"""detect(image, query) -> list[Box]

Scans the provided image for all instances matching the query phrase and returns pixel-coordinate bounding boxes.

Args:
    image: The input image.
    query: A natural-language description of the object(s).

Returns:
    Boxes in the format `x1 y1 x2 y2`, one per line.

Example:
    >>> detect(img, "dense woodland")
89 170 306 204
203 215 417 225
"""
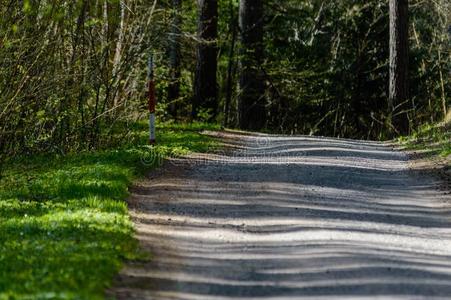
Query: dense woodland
0 2 450 297
0 0 449 159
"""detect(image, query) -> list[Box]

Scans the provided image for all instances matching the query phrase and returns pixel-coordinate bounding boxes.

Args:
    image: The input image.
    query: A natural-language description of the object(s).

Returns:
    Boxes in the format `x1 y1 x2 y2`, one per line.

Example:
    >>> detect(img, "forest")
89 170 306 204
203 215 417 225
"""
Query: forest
0 0 450 299
0 0 449 160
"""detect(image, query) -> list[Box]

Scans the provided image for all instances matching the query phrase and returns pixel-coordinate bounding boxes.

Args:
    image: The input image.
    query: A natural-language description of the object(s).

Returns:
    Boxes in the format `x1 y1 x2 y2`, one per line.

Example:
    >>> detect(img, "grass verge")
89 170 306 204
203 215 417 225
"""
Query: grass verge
0 122 220 300
398 123 451 158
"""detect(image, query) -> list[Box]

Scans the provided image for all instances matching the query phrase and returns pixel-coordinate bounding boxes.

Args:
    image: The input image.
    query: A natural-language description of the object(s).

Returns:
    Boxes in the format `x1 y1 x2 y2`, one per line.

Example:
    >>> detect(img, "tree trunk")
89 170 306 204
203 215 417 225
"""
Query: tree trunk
389 0 410 135
437 49 447 119
193 0 218 120
112 0 126 109
238 0 266 130
223 2 238 128
168 0 182 118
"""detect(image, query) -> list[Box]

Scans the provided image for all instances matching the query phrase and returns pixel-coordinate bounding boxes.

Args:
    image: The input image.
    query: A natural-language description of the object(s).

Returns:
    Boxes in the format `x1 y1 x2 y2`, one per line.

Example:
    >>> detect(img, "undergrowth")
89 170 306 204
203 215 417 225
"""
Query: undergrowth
398 123 451 158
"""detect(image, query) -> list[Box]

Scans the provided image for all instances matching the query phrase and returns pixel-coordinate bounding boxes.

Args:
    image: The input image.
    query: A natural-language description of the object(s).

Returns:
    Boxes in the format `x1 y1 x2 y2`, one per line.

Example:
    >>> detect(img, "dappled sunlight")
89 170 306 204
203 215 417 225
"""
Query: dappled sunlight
112 133 451 299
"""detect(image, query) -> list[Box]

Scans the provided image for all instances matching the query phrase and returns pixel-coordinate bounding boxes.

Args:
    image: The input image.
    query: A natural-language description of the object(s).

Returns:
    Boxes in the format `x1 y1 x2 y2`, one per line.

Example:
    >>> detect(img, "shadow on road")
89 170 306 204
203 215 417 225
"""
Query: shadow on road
111 133 451 300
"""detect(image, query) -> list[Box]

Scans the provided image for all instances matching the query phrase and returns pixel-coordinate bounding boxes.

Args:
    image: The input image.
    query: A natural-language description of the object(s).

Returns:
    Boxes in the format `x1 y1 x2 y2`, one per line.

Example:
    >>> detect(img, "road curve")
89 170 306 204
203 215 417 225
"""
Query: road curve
111 132 451 300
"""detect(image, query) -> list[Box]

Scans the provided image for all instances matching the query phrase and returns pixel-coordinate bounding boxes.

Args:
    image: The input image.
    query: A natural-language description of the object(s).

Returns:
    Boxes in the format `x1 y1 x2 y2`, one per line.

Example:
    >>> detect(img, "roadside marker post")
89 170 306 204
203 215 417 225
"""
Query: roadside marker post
148 54 156 145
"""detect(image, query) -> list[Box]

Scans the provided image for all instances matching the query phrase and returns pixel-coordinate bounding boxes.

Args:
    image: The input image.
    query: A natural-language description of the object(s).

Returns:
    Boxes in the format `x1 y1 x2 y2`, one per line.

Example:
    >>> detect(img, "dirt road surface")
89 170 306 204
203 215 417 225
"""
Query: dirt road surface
111 132 451 300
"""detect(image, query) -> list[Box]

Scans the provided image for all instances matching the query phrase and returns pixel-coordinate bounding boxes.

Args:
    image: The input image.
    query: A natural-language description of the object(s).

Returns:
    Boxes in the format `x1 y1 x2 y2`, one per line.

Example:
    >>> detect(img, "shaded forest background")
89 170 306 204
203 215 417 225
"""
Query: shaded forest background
0 0 449 159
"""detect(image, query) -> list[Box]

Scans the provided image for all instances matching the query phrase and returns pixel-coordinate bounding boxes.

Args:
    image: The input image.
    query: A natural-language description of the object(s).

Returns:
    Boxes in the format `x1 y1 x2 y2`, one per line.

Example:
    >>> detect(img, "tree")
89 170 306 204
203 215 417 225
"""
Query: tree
389 0 410 135
223 0 239 128
168 0 182 118
238 0 266 130
193 0 218 120
0 0 159 155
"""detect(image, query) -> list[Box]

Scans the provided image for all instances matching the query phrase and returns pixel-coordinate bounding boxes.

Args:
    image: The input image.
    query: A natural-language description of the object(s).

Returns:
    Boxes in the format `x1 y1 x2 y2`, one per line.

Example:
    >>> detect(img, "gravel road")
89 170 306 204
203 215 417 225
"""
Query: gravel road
111 132 451 300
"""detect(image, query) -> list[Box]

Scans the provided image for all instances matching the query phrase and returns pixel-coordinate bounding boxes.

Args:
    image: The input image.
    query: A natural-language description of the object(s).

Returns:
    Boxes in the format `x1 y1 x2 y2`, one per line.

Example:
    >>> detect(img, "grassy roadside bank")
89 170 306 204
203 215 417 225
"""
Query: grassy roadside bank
398 123 451 158
0 122 219 300
398 122 450 182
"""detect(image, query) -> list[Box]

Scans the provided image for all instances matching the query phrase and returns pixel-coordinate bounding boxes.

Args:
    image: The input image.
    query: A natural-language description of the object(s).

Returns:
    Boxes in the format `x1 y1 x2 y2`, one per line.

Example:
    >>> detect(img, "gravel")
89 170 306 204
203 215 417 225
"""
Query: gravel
111 132 451 300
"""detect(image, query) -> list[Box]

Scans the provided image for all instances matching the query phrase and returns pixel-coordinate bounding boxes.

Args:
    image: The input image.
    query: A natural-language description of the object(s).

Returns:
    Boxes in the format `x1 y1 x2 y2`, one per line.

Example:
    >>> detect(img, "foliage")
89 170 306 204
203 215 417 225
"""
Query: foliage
157 0 450 138
262 0 449 139
0 0 166 157
0 0 448 297
1 0 448 161
0 122 219 300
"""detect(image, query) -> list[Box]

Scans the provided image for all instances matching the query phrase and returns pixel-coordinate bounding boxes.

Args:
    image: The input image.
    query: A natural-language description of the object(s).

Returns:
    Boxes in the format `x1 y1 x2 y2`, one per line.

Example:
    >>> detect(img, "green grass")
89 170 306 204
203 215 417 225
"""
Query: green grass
398 123 451 158
0 122 220 300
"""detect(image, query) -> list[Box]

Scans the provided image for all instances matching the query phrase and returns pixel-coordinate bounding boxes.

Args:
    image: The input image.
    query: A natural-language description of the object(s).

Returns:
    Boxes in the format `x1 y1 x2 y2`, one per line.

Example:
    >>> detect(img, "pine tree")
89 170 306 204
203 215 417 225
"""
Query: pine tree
389 0 410 135
193 0 218 120
238 0 266 130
